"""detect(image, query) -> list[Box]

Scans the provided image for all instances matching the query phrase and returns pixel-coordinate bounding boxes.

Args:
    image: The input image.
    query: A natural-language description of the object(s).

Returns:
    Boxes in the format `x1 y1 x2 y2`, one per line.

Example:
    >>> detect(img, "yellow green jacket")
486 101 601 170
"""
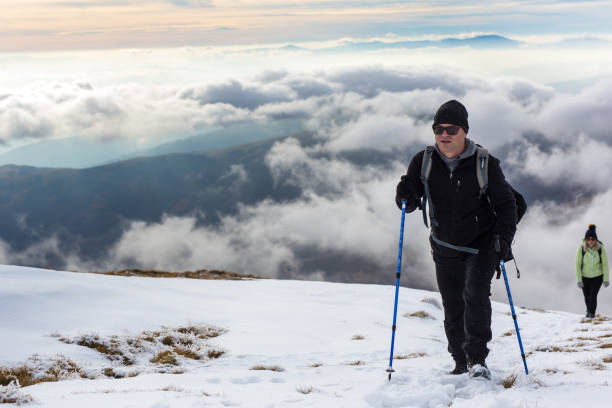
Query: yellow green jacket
575 240 609 282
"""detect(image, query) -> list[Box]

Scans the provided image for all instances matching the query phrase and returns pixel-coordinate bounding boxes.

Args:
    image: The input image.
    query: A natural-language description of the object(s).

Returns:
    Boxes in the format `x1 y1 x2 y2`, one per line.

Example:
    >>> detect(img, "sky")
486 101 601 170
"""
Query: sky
2 1 612 315
3 0 612 52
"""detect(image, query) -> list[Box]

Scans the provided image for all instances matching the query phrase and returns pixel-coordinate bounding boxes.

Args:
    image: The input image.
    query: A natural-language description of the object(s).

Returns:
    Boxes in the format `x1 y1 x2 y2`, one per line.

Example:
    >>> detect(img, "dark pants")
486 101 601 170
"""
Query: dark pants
435 249 496 364
582 276 603 315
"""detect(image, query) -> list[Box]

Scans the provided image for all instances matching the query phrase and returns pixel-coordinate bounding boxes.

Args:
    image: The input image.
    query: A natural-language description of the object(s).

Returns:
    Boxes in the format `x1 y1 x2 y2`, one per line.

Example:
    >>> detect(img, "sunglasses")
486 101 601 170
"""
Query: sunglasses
433 125 460 136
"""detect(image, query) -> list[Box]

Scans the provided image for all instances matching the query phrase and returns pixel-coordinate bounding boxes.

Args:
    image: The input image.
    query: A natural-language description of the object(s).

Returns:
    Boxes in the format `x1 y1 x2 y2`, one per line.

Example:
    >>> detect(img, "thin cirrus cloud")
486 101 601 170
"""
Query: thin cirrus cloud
3 1 612 51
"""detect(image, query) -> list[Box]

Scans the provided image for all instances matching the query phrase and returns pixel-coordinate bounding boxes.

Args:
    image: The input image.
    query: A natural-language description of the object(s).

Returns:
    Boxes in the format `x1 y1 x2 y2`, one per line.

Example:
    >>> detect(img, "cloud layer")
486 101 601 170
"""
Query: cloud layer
3 64 612 315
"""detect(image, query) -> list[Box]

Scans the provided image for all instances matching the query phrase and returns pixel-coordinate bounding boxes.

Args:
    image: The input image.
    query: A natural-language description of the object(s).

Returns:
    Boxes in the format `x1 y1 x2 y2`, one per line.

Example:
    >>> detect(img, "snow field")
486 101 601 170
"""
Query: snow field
1 265 612 407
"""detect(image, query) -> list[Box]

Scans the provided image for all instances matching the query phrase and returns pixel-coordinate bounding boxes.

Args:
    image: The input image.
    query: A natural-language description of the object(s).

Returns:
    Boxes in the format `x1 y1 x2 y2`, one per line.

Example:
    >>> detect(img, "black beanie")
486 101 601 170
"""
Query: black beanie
585 224 598 240
433 100 469 133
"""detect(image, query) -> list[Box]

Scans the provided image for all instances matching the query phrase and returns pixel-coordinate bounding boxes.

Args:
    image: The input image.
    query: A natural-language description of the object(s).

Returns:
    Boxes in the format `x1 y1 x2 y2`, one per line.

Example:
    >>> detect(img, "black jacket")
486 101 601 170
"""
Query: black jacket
396 148 517 262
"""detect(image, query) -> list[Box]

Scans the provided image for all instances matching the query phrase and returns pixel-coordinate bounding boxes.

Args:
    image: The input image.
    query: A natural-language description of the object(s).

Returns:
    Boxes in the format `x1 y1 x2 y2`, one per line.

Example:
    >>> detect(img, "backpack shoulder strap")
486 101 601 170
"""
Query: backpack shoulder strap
421 146 435 181
420 146 437 228
476 146 489 196
476 146 498 218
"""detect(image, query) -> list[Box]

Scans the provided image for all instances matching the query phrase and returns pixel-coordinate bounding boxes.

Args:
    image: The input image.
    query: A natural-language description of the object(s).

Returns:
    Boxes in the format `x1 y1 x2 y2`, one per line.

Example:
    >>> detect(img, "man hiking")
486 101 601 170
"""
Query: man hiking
395 100 518 379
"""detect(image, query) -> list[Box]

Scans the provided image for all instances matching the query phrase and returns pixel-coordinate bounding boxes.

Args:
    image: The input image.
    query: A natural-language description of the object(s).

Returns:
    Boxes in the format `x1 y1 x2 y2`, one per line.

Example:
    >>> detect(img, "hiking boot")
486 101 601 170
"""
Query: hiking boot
468 360 491 380
449 361 468 375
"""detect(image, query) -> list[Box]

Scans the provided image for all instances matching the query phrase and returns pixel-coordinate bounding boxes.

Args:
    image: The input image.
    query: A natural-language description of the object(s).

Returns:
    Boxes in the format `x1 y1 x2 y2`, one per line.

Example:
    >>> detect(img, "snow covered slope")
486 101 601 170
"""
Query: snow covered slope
1 265 611 407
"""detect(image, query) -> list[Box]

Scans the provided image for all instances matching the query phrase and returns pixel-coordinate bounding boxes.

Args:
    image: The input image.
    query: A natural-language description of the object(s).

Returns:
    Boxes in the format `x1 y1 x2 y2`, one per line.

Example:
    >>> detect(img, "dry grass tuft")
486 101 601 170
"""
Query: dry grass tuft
160 385 185 392
3 324 227 391
404 311 434 319
0 381 34 404
524 307 547 313
1 356 86 392
501 373 518 388
535 345 579 353
150 351 178 366
579 359 606 370
346 360 365 366
603 356 612 363
45 357 86 380
103 368 124 378
0 367 36 388
296 385 313 394
176 326 226 339
309 363 323 368
502 331 514 337
207 349 224 359
88 268 261 280
173 346 201 360
351 334 365 340
63 324 226 370
249 365 285 372
161 336 175 346
598 333 612 339
543 368 570 374
582 315 610 324
77 336 123 357
394 352 427 360
599 343 612 349
420 297 442 309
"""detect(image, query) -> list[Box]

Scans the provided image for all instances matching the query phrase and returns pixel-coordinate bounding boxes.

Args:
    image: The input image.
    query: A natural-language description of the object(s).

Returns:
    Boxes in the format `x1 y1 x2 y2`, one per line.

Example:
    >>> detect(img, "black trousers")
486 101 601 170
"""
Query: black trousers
435 248 496 364
582 276 603 315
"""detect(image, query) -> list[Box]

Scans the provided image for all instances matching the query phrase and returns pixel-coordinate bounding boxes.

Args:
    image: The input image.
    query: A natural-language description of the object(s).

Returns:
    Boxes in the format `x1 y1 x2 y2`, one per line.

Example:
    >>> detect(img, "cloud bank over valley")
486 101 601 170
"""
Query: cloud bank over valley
3 51 612 314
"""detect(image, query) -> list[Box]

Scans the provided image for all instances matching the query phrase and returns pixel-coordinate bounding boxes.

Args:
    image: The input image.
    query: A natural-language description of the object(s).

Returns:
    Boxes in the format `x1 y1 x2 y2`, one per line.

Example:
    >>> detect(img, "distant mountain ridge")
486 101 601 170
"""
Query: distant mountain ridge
321 34 522 53
0 132 310 267
0 121 305 169
0 129 583 284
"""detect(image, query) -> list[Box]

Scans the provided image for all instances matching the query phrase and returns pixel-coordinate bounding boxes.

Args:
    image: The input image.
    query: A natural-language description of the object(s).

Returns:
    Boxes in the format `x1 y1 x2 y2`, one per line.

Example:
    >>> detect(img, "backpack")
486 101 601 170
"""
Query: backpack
420 145 527 255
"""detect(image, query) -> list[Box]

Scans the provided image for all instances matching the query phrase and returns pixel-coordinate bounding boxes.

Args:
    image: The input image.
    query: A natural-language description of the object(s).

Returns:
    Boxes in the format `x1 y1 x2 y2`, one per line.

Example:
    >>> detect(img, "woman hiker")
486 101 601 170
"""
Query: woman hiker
576 224 609 318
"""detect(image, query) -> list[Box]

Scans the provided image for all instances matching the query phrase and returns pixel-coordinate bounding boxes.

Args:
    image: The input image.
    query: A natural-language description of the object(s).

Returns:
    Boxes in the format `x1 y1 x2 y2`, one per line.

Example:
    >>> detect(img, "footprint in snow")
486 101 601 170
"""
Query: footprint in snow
229 376 261 385
365 369 500 408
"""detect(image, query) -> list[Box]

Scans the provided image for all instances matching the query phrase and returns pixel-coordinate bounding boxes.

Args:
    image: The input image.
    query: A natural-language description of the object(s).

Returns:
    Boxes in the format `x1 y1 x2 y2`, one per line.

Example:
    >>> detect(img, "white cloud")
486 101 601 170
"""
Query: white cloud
536 79 612 142
5 62 612 316
100 149 434 285
509 135 612 192
325 114 427 153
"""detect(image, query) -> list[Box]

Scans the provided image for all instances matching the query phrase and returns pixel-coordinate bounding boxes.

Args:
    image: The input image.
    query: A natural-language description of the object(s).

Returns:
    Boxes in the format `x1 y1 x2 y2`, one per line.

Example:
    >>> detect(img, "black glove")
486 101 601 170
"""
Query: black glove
395 175 420 212
493 234 513 262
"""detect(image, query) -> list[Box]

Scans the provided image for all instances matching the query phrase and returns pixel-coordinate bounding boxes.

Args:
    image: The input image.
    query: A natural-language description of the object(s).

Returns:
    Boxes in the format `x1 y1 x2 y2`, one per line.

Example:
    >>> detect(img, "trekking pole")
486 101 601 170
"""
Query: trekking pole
499 259 529 375
386 200 407 381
